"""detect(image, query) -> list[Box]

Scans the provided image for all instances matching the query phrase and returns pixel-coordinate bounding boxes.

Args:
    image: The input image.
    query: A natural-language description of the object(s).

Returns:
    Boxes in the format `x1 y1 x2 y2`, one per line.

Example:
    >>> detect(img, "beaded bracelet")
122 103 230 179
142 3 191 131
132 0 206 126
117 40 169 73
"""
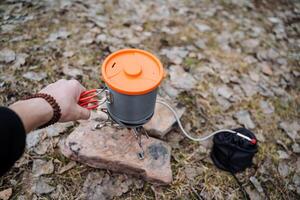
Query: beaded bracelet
23 93 61 129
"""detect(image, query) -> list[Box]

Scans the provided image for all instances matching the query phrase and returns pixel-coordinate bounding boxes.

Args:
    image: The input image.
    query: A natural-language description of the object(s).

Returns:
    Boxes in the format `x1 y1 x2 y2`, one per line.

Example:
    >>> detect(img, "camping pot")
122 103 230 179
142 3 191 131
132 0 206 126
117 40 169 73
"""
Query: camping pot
101 49 164 127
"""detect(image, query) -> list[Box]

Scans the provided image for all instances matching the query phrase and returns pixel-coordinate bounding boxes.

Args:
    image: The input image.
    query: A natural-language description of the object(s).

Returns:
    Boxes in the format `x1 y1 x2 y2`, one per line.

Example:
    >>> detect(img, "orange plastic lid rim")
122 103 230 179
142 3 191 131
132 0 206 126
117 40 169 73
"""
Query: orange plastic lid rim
101 49 164 95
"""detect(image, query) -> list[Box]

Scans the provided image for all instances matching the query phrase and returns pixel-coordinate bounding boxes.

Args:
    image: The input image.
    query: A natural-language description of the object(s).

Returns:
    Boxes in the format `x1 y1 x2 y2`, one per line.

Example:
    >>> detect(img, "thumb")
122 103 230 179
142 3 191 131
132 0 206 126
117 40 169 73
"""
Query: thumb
75 105 91 120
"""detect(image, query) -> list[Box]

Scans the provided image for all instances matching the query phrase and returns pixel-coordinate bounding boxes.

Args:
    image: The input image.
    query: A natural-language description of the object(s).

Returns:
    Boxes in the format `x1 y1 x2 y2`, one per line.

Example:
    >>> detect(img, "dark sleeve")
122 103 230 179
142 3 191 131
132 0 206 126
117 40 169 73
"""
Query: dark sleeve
0 107 26 177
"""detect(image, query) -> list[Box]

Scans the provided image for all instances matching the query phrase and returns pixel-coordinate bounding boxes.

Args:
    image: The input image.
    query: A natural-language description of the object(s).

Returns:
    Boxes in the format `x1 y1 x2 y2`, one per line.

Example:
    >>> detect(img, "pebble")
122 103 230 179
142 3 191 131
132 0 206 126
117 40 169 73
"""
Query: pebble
278 162 289 177
195 23 212 32
250 176 264 193
32 159 54 177
23 72 47 81
0 188 12 200
46 29 71 42
259 100 274 114
0 49 16 63
235 110 256 129
13 53 28 68
279 121 300 141
63 66 83 78
217 85 233 99
31 178 55 195
161 47 189 65
292 143 300 153
169 65 197 90
261 63 273 76
277 150 290 159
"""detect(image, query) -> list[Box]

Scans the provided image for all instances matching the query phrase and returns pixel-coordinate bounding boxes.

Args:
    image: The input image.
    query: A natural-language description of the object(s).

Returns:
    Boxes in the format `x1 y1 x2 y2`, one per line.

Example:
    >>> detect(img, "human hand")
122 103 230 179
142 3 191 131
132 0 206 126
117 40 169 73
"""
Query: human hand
40 79 90 122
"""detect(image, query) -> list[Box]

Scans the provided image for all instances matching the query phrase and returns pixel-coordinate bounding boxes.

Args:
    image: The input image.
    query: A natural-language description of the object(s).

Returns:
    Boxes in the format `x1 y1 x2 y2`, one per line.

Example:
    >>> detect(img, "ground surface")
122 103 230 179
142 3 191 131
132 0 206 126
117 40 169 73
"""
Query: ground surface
0 0 300 199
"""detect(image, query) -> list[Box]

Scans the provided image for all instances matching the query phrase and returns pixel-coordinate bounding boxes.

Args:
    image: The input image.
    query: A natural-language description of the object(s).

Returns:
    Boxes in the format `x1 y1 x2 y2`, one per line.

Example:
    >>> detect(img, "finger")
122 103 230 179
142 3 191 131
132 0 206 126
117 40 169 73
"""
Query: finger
75 105 91 120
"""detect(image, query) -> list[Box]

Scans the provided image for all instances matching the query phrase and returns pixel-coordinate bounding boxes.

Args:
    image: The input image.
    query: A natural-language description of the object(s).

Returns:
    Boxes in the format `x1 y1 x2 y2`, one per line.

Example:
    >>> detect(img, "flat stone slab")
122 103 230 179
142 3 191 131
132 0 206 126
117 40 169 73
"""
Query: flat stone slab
60 120 172 185
144 102 185 138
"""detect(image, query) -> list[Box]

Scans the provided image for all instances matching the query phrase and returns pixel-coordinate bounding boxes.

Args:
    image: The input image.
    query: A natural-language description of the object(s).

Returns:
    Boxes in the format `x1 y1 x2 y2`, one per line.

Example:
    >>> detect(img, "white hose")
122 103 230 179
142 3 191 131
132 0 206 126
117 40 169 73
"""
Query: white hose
156 99 237 142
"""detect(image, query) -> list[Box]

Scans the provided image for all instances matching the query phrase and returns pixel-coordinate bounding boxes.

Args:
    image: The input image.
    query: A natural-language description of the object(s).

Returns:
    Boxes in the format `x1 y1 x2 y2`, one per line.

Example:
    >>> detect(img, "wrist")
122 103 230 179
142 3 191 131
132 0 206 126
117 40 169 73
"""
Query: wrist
10 98 53 132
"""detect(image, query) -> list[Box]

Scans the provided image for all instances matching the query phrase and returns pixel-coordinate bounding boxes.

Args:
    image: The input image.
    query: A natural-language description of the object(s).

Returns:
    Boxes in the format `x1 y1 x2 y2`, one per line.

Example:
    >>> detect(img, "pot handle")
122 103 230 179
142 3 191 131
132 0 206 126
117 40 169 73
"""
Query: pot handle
78 88 106 110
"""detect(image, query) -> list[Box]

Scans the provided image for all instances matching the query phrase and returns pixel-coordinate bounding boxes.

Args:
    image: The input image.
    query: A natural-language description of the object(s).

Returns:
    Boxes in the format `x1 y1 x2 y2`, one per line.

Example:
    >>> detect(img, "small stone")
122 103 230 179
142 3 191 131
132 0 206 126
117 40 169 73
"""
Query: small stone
278 162 289 177
250 176 264 193
63 51 74 58
277 150 290 159
249 71 260 82
195 23 211 32
61 121 172 184
46 29 70 42
23 72 47 81
217 85 233 99
26 130 44 149
160 47 189 65
169 65 197 90
31 178 55 195
0 49 16 63
82 172 133 200
63 66 83 78
241 39 260 51
34 139 51 155
13 53 28 68
245 186 263 200
279 121 300 141
261 64 273 76
292 143 300 153
235 110 256 129
293 174 300 186
195 39 207 49
0 188 12 200
259 100 274 114
96 34 107 43
32 159 54 177
144 102 185 138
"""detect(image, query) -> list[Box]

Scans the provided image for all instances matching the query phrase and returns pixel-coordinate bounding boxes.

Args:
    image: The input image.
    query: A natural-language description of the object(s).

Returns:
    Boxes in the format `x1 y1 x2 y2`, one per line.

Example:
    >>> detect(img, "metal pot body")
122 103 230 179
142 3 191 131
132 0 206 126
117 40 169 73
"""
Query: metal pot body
106 86 158 127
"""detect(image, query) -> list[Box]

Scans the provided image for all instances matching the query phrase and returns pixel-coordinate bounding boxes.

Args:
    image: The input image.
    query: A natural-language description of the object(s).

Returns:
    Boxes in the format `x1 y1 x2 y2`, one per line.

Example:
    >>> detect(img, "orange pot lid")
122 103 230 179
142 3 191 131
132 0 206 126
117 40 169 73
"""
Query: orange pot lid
101 49 164 95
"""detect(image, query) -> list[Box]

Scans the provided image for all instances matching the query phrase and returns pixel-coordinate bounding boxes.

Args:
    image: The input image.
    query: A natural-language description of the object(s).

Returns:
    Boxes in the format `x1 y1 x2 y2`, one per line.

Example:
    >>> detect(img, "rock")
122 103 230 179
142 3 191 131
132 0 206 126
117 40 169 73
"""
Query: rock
195 39 207 49
169 65 197 90
23 72 47 81
82 172 133 200
239 76 258 97
63 51 74 58
217 85 233 99
259 100 274 114
31 178 55 195
58 161 76 174
26 130 44 149
0 49 16 63
34 139 51 155
184 166 203 181
260 63 273 76
279 121 300 141
32 159 54 177
0 188 12 200
293 173 300 184
278 162 289 177
234 110 256 129
144 102 185 138
277 150 289 159
195 23 211 32
13 53 28 68
160 47 188 65
46 29 71 42
292 143 300 153
249 71 260 82
245 186 263 200
61 122 172 184
215 95 231 111
241 39 260 52
63 66 83 78
250 176 264 194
